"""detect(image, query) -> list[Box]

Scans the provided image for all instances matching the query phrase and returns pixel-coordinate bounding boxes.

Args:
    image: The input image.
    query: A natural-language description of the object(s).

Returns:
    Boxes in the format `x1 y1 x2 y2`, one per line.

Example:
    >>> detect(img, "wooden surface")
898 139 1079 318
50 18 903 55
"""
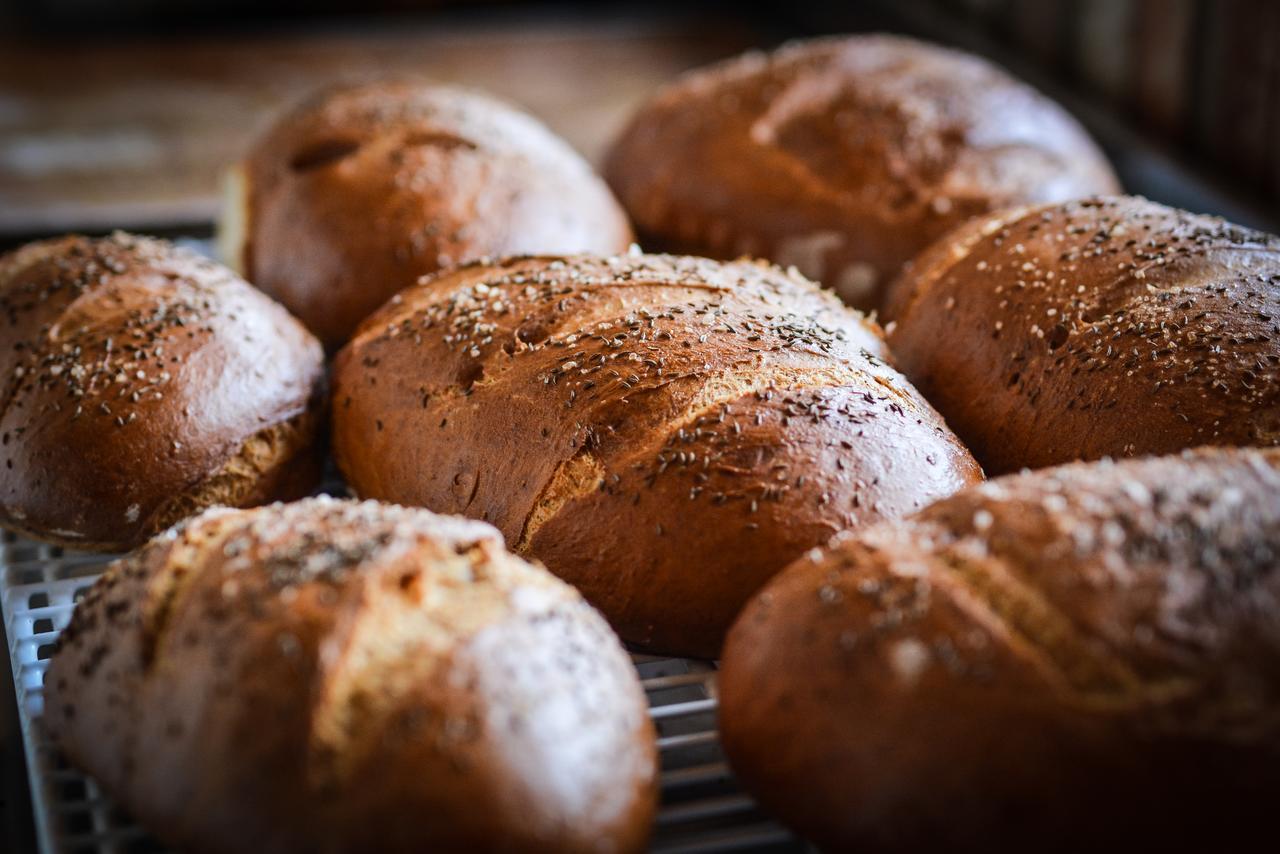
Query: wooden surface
0 14 754 236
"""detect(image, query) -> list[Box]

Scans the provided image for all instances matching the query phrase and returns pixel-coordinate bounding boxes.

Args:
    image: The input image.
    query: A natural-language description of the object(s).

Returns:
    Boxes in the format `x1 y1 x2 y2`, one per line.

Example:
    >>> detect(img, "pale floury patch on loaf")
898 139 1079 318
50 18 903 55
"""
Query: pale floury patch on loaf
46 497 657 854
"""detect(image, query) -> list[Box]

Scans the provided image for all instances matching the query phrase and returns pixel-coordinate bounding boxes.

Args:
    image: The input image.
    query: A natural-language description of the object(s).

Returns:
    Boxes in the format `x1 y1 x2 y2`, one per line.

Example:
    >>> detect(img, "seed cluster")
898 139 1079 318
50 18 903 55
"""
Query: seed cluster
1001 201 1274 416
0 234 237 439
370 254 868 423
794 447 1280 714
55 498 507 678
46 494 652 829
345 252 974 552
894 196 1280 462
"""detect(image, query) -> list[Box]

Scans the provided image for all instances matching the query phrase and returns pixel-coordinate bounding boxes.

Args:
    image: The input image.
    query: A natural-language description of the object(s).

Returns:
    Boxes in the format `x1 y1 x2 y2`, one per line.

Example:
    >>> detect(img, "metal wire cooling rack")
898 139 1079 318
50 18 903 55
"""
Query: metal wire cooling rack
1 527 804 854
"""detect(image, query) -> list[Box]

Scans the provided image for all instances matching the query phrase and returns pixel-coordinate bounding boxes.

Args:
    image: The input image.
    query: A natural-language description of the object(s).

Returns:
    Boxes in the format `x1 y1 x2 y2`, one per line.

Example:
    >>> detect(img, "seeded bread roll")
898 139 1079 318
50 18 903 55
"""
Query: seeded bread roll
605 34 1119 312
885 196 1280 474
720 447 1280 852
46 497 656 854
223 80 633 348
0 233 324 551
332 252 982 657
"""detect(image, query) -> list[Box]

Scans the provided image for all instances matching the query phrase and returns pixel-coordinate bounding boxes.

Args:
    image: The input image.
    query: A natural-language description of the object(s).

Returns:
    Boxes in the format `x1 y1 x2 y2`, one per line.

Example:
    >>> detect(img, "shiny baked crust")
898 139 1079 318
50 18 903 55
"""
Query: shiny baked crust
0 233 325 550
332 251 982 657
720 446 1280 852
605 34 1119 311
46 497 657 854
885 195 1280 473
229 79 633 347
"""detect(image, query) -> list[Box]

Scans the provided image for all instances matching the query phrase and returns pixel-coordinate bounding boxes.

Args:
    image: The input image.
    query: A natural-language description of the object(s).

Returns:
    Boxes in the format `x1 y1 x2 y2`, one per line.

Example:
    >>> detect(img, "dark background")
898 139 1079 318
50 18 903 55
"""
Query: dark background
1 1 1278 851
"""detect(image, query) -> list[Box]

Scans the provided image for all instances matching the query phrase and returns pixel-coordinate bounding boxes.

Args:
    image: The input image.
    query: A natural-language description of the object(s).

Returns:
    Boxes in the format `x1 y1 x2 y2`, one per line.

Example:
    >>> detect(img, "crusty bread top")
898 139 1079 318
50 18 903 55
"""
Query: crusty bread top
606 34 1118 309
718 446 1280 851
749 447 1280 720
884 196 1280 472
46 497 655 853
337 251 976 543
247 79 629 265
333 251 981 655
0 233 324 550
50 497 520 670
236 79 633 346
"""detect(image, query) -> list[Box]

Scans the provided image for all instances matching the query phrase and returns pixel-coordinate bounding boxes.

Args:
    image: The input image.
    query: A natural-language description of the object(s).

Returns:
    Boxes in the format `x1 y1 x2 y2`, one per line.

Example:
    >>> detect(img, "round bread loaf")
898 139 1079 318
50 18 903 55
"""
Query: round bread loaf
223 79 633 347
885 196 1280 474
719 447 1280 852
45 497 657 854
332 252 982 657
0 233 324 551
605 34 1119 312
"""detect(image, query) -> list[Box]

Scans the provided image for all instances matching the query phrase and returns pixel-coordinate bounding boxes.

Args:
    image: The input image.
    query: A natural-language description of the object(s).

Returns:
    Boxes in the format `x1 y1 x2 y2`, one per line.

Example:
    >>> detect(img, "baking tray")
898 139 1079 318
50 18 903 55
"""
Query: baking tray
1 500 803 854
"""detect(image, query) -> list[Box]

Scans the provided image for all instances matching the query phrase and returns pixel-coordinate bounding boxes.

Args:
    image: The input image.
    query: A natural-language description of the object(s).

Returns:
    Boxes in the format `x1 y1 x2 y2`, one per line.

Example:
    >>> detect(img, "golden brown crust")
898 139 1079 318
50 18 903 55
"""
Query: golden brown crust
234 79 633 347
145 407 323 539
885 196 1280 474
332 252 982 657
605 34 1118 312
46 497 656 854
0 233 325 551
720 447 1280 852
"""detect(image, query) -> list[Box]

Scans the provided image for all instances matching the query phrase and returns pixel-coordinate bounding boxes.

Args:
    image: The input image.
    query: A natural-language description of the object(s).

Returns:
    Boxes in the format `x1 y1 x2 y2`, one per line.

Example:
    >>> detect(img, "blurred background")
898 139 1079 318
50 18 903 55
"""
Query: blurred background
0 0 1278 245
0 0 1278 849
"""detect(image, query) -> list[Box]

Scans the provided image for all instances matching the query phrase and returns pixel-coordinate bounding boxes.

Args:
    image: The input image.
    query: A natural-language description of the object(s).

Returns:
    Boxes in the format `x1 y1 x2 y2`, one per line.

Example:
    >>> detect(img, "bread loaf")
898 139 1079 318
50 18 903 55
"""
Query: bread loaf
46 497 656 854
223 80 633 347
719 447 1280 852
885 196 1280 474
605 34 1119 312
0 233 324 551
332 252 982 657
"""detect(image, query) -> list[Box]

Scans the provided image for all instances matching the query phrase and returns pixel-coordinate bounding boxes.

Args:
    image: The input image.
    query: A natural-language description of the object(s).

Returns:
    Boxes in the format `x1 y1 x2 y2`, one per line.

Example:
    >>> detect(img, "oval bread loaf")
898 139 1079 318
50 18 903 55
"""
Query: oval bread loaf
605 34 1118 312
224 80 633 347
885 196 1280 473
45 497 657 854
332 252 982 657
0 233 324 551
720 447 1280 852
